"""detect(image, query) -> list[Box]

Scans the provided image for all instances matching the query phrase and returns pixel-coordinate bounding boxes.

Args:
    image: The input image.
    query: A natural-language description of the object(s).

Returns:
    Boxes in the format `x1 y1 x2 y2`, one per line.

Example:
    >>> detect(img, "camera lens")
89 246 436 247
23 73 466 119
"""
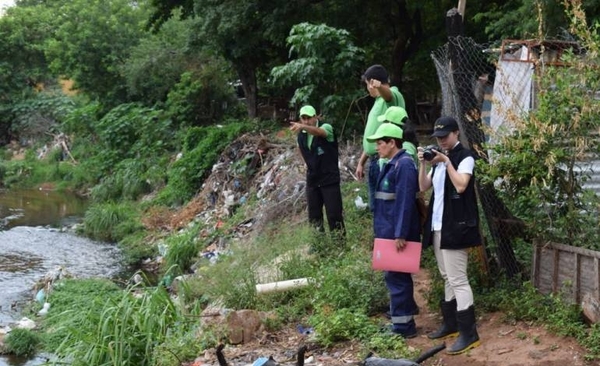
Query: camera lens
423 150 434 161
422 145 439 161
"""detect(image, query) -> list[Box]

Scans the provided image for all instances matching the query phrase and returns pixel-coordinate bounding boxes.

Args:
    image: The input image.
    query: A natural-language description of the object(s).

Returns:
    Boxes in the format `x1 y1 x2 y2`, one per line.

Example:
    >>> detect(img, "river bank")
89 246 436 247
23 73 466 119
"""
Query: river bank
0 188 123 365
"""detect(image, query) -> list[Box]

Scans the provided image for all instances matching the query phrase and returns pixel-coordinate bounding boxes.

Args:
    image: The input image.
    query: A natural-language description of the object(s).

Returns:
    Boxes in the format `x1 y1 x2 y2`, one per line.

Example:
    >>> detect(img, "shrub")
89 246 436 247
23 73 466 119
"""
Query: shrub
82 201 142 242
165 64 241 128
4 328 41 357
95 103 173 160
156 121 254 206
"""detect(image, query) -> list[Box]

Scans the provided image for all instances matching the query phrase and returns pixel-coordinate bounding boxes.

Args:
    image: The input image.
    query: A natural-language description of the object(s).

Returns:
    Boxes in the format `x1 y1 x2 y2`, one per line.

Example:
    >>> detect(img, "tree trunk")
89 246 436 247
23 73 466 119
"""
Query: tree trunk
236 61 258 118
390 2 423 88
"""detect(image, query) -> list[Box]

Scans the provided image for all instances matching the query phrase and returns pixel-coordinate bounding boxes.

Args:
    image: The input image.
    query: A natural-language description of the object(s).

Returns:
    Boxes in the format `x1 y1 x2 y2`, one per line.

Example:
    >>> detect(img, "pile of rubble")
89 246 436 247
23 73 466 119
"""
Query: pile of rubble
166 130 361 245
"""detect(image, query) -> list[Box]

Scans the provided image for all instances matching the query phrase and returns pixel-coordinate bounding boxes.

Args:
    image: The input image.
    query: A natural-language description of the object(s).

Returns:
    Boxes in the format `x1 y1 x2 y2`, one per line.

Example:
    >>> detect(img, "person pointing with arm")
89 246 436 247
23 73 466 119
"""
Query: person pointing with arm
290 105 345 241
355 65 405 211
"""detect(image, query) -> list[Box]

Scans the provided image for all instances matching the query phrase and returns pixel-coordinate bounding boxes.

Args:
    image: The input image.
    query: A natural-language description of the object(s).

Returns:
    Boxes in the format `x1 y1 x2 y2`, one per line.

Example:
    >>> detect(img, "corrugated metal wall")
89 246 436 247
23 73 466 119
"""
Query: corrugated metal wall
577 160 600 196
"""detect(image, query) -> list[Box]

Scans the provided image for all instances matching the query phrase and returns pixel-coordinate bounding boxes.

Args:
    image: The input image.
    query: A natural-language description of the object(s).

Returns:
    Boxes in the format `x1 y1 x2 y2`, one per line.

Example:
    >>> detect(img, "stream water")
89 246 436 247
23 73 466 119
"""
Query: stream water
0 188 123 365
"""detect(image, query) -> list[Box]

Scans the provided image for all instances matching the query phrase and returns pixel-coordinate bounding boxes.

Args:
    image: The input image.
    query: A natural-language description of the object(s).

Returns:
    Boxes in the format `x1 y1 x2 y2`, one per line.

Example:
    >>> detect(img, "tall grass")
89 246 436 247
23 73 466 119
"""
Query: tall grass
164 228 201 276
83 201 142 242
50 282 187 366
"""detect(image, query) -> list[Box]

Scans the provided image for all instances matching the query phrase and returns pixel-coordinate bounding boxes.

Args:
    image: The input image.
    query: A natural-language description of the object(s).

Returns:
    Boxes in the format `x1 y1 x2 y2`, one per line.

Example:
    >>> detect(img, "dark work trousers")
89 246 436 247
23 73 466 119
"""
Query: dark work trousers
306 183 345 236
385 270 417 336
368 155 380 212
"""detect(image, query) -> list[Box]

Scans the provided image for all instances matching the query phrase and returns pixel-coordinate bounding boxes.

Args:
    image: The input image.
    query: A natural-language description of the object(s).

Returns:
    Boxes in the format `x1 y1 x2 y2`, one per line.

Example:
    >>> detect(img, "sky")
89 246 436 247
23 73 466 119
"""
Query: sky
0 0 14 13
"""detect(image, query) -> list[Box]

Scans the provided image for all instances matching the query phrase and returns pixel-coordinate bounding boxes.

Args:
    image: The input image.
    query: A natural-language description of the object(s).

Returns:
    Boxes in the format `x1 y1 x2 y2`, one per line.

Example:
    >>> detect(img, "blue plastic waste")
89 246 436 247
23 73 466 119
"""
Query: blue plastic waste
296 324 314 335
35 289 45 304
252 357 270 366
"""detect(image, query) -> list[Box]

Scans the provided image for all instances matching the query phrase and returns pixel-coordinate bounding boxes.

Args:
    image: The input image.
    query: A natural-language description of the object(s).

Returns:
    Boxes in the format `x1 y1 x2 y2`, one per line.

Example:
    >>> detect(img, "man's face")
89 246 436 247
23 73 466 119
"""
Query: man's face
375 139 395 159
301 115 316 126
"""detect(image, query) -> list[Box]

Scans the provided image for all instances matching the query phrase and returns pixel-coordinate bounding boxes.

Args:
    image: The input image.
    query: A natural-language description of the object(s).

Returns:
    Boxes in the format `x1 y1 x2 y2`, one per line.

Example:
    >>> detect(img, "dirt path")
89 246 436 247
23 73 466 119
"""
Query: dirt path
410 270 591 366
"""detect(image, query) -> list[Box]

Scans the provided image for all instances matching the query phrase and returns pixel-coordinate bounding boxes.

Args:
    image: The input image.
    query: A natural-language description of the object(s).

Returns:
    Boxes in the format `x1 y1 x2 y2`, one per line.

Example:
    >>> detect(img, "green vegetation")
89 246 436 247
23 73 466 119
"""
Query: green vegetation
0 0 599 364
479 1 600 249
41 278 194 366
4 329 41 357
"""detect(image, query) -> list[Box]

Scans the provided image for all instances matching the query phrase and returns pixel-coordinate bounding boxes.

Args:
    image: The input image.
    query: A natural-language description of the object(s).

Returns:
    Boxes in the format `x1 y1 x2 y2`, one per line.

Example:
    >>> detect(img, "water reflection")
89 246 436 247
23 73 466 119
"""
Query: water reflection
0 189 121 366
0 188 88 230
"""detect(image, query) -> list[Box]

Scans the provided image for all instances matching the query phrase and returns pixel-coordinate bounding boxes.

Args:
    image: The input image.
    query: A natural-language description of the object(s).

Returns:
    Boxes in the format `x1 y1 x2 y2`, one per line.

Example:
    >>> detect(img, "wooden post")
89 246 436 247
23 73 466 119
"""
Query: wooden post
457 0 467 18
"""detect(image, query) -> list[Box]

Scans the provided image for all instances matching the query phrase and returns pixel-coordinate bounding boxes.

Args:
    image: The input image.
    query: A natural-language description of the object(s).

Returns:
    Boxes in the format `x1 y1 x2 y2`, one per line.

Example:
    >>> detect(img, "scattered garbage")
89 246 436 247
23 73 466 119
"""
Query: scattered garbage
296 324 314 335
355 195 368 210
252 357 274 366
362 343 446 366
218 343 307 366
37 302 50 316
35 288 45 304
255 278 314 294
15 317 36 330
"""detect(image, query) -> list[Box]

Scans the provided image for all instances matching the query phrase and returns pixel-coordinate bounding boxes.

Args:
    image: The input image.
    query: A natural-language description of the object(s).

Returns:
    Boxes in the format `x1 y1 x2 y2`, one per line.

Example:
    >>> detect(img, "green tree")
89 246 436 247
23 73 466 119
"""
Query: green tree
472 0 600 40
45 0 149 105
0 4 57 143
270 23 364 122
121 16 196 105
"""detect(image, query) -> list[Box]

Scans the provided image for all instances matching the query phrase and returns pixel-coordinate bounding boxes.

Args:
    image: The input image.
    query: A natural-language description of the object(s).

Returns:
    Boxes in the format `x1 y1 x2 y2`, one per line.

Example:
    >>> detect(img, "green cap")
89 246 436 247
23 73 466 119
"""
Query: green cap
299 105 316 117
366 122 404 142
377 106 408 125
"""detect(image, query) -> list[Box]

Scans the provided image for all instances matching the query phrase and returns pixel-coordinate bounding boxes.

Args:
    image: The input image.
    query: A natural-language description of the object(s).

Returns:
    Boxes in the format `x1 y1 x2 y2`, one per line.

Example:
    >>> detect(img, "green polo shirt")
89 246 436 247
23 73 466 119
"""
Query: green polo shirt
362 86 405 156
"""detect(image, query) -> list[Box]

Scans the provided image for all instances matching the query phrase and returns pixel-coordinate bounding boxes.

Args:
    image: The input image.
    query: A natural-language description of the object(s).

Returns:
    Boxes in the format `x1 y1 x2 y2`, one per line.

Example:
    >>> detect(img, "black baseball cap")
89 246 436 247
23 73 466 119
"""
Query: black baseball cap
431 116 459 137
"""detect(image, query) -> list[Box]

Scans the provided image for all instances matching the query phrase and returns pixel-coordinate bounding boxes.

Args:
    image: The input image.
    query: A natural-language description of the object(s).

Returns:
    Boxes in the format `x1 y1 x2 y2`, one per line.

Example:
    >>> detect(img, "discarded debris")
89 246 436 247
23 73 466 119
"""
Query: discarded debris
255 278 314 294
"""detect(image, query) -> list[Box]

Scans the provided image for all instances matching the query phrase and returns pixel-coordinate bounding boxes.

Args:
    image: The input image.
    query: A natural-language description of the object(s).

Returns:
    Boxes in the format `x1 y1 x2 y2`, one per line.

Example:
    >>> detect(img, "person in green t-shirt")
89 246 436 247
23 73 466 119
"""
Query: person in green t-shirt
355 64 406 211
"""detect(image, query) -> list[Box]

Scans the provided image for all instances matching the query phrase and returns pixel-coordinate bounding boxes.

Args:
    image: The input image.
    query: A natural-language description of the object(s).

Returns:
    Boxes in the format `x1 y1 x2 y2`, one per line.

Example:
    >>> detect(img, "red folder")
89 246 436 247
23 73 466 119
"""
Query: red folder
371 238 422 273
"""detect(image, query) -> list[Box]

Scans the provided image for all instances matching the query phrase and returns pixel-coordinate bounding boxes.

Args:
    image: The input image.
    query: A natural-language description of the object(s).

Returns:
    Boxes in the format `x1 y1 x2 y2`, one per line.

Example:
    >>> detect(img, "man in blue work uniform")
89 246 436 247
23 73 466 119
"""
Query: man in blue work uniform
367 123 420 337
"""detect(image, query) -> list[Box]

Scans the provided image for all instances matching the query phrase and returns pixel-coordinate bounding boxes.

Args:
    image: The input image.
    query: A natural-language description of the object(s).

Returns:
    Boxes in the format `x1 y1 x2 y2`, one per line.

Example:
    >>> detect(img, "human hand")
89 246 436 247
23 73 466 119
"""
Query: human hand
417 147 425 162
355 163 364 180
289 121 303 133
369 79 382 89
430 150 449 166
395 238 406 252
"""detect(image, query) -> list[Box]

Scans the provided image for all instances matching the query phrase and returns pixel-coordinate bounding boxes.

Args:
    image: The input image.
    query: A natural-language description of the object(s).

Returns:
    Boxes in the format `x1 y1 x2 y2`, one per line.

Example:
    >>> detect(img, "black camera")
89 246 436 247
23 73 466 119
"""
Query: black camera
422 145 440 161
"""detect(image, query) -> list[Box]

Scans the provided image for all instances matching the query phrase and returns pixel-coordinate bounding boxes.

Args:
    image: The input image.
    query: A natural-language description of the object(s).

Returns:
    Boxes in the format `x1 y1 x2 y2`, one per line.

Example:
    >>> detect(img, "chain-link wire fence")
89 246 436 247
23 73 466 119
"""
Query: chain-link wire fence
431 36 527 279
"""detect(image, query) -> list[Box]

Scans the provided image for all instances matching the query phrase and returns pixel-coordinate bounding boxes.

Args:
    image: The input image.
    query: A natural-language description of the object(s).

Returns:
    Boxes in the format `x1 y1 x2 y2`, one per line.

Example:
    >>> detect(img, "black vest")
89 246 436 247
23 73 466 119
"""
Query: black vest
297 124 340 187
422 143 481 249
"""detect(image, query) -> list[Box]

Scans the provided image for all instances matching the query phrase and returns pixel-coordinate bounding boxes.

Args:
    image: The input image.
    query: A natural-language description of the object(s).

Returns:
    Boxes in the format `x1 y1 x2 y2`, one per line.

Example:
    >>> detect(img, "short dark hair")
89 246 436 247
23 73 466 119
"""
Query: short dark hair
362 64 389 84
380 137 404 148
401 119 419 147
